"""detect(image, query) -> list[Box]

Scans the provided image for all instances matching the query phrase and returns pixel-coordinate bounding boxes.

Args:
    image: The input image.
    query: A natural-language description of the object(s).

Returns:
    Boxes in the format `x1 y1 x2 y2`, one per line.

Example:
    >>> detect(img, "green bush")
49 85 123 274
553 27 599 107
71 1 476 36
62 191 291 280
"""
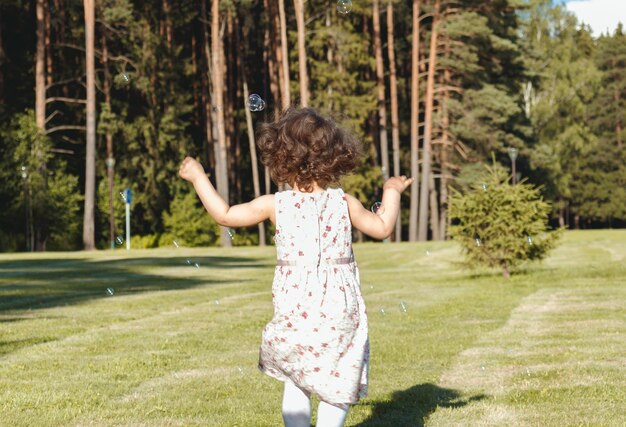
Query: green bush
9 111 83 251
129 234 160 249
0 229 20 253
162 191 220 247
449 161 562 277
230 228 259 246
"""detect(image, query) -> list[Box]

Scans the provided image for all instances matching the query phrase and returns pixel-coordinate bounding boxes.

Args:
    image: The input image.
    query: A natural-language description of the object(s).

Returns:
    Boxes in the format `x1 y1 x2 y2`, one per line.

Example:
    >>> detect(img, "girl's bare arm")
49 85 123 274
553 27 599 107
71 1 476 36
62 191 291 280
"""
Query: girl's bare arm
345 176 413 240
179 157 275 227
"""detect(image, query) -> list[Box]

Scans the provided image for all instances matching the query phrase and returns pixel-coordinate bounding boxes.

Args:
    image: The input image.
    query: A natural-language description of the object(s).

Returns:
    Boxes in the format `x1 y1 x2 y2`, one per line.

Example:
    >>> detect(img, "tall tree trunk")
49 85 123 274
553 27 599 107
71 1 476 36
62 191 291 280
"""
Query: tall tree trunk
163 0 173 49
0 9 5 106
83 0 96 250
387 1 401 241
372 0 389 182
35 0 46 130
439 113 450 240
232 13 243 203
270 0 285 113
243 78 266 246
45 0 52 86
265 0 280 116
438 40 451 241
225 11 238 203
293 0 309 106
202 75 215 171
264 0 276 195
409 0 421 242
34 0 48 251
102 30 115 250
325 10 334 110
429 174 439 240
211 0 231 247
417 0 440 241
200 0 215 171
278 0 290 110
191 31 200 127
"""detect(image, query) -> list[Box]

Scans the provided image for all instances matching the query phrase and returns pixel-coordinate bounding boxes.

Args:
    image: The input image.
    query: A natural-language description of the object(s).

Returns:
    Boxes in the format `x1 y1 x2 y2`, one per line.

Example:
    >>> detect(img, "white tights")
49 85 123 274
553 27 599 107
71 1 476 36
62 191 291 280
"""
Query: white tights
282 381 349 427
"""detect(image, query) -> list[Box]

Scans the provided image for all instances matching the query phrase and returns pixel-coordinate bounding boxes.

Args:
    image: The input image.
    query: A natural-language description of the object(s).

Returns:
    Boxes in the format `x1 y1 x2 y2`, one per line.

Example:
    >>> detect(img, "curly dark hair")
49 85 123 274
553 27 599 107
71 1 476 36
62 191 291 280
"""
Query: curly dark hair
256 107 362 192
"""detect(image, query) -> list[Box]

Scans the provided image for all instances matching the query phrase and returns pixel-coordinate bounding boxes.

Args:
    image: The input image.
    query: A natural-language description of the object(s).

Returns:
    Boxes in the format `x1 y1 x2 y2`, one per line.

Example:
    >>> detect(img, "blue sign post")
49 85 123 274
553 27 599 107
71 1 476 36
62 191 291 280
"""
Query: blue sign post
124 188 131 251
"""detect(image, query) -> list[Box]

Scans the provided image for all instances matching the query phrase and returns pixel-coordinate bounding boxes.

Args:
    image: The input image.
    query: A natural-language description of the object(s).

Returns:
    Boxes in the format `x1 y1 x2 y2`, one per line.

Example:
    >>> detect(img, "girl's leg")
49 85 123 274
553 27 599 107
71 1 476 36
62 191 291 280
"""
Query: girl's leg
282 381 311 427
315 401 349 427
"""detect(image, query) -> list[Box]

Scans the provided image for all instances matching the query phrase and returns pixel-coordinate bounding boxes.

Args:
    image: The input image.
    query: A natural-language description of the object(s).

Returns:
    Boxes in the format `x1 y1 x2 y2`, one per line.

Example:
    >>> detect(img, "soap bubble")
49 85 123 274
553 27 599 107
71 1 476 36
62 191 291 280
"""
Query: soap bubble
475 237 482 247
246 94 266 112
194 263 200 268
173 240 180 248
481 183 488 191
480 363 486 371
186 259 192 266
379 307 386 316
399 301 408 313
122 73 130 82
337 0 352 14
115 236 124 245
527 235 534 245
371 202 385 215
227 228 235 239
214 300 220 305
426 249 431 256
106 288 115 296
119 191 127 202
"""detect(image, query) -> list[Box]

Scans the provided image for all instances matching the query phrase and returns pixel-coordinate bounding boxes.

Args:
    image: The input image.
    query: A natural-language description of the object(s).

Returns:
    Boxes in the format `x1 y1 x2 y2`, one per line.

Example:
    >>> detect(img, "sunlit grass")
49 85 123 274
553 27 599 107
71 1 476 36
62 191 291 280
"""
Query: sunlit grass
1 230 624 426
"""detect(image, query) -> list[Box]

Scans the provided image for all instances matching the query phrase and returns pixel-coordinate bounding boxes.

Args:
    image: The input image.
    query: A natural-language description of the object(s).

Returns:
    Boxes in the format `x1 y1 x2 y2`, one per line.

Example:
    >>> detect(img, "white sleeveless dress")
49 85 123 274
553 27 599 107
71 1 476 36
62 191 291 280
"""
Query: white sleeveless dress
258 188 369 405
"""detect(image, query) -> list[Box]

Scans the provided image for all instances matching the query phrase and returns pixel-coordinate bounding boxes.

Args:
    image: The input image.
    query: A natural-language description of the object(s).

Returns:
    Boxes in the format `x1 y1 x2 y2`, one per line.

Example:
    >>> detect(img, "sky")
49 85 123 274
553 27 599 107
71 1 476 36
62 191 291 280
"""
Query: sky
561 0 626 36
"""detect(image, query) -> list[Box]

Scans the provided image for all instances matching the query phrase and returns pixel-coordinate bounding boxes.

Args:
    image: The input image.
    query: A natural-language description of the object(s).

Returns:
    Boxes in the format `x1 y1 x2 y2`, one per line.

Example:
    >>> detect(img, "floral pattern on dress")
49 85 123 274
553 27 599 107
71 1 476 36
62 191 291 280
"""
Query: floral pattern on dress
258 188 369 405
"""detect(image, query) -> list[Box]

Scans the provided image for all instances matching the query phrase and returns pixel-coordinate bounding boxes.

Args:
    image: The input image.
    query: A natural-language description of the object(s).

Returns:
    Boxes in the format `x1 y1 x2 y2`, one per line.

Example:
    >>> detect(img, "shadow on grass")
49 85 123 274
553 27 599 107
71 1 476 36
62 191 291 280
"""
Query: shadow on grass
0 255 271 313
354 383 486 426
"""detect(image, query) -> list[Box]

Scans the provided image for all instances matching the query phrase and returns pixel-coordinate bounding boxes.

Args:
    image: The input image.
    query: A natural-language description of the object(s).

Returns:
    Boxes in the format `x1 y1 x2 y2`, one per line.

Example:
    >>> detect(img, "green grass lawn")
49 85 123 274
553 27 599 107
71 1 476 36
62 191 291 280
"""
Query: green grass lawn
1 230 624 426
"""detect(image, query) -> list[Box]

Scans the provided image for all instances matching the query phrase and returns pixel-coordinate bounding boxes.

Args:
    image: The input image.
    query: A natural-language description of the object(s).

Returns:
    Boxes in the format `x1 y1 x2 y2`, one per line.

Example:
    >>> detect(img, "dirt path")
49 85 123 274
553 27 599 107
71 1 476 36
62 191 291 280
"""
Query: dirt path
427 285 626 426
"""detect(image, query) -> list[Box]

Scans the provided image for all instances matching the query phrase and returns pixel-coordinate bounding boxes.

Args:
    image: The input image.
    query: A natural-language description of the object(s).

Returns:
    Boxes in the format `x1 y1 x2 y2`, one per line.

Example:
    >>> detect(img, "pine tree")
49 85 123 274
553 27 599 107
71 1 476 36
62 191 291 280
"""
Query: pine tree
449 160 561 278
523 6 601 226
570 25 626 225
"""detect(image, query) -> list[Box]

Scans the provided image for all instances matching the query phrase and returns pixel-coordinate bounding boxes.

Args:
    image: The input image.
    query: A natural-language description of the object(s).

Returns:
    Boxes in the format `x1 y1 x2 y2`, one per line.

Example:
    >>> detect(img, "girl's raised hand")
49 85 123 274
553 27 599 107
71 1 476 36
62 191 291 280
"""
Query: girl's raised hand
179 157 206 183
383 175 414 194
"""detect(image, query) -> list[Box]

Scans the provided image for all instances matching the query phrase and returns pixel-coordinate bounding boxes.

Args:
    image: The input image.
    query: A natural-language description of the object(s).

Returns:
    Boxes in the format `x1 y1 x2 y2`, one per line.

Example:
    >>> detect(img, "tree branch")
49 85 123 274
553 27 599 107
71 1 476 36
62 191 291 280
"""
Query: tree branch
61 135 83 145
107 54 138 70
53 42 102 59
418 13 434 23
45 110 62 125
46 74 86 90
46 125 86 135
434 85 463 95
50 148 75 155
96 19 128 35
46 97 87 104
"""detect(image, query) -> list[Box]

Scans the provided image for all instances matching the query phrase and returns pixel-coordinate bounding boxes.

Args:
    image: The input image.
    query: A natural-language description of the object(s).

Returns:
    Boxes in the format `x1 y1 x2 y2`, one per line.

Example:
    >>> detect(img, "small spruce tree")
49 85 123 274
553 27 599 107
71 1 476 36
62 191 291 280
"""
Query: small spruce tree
449 161 561 278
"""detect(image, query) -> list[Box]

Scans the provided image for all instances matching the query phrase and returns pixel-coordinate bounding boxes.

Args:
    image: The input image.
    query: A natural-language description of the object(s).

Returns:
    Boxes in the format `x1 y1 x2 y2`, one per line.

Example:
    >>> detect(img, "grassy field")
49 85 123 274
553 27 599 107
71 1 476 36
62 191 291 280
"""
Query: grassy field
0 230 625 426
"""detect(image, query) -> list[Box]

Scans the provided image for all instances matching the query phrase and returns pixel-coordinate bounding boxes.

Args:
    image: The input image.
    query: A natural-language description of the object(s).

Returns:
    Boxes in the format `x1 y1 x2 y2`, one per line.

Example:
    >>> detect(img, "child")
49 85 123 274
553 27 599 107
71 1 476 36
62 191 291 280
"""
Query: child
179 107 413 427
